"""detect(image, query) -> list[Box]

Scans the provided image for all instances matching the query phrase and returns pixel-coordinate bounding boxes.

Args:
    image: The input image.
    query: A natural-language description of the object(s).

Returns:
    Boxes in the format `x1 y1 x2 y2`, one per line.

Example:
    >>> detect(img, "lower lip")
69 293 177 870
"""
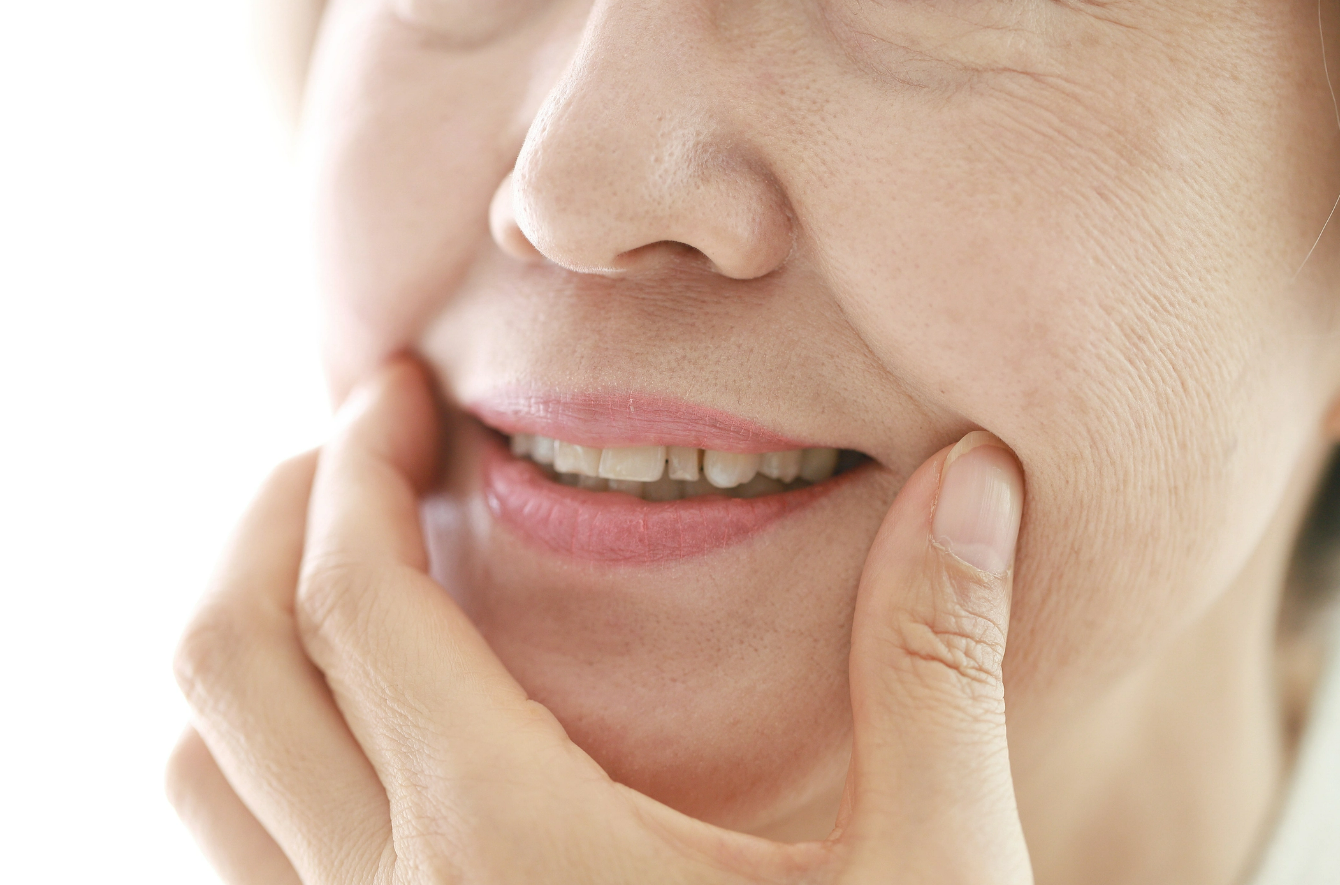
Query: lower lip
480 435 851 565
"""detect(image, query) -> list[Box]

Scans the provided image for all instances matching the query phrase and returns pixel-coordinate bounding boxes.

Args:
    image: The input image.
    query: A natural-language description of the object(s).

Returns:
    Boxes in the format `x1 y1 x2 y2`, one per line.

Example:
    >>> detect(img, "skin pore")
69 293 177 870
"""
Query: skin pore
257 1 1340 882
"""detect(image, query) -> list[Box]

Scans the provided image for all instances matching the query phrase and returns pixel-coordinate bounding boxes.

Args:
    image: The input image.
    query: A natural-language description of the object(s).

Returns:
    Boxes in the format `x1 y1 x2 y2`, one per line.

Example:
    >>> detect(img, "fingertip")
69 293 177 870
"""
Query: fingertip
380 352 434 397
941 430 1014 471
335 355 430 424
332 355 441 491
931 433 1023 577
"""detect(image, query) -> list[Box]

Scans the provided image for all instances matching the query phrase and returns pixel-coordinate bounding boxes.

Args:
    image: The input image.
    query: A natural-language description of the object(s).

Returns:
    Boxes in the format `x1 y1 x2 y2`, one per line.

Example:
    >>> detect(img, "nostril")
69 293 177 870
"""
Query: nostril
608 232 788 280
489 174 547 264
610 240 715 275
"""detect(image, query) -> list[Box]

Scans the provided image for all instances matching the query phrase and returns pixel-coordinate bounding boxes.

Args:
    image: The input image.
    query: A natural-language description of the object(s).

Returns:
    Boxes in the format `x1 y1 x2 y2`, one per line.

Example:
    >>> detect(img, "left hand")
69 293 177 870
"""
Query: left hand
167 358 1031 884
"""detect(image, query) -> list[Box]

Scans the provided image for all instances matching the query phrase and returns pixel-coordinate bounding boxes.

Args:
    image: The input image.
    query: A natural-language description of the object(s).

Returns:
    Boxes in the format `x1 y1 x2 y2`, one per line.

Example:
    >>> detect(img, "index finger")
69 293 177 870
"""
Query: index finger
295 360 574 822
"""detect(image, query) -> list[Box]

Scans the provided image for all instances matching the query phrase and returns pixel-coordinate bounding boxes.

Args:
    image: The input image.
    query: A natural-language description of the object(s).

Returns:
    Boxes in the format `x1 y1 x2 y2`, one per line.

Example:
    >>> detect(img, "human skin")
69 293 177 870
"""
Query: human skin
174 1 1340 883
169 367 1034 883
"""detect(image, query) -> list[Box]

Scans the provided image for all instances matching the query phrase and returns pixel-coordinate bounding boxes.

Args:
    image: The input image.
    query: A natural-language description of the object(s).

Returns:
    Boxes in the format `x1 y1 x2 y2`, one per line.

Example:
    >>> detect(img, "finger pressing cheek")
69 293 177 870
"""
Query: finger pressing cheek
294 358 590 872
840 431 1030 883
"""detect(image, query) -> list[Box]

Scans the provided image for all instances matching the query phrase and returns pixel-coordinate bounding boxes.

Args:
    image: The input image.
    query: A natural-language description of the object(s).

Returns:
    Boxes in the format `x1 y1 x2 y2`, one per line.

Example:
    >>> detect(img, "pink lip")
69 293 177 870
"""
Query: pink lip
480 435 851 564
466 389 805 452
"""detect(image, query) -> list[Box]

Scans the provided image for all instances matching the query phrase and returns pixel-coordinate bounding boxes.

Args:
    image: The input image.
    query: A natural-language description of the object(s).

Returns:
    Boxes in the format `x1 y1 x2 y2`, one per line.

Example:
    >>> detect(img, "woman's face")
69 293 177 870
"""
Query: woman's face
300 0 1340 837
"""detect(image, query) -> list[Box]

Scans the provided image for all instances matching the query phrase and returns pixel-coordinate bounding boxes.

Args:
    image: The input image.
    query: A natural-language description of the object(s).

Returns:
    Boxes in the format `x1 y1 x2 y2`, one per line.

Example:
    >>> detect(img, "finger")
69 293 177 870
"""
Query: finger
173 451 392 885
839 431 1031 882
166 727 302 885
295 360 584 856
296 359 547 750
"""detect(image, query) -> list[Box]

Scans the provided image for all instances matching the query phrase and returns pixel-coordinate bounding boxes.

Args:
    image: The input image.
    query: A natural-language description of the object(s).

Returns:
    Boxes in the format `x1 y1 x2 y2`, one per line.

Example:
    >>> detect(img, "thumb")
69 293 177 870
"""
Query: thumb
839 431 1031 882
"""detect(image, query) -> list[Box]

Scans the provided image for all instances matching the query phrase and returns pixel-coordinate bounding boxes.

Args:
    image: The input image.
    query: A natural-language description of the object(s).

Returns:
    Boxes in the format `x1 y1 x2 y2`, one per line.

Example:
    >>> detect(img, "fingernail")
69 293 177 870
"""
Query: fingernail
932 431 1023 575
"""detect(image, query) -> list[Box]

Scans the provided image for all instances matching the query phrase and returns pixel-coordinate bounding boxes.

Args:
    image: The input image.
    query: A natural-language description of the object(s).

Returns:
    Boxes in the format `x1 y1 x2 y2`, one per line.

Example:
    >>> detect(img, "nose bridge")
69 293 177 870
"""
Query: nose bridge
509 1 794 280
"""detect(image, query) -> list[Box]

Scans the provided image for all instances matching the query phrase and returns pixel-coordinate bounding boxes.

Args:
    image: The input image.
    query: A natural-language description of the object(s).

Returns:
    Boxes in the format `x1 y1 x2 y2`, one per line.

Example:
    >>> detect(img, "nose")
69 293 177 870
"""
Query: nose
492 3 795 280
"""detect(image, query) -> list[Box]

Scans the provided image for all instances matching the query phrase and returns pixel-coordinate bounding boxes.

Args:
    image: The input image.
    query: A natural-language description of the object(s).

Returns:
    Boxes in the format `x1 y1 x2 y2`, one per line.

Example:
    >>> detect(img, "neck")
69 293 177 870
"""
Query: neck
1019 441 1332 885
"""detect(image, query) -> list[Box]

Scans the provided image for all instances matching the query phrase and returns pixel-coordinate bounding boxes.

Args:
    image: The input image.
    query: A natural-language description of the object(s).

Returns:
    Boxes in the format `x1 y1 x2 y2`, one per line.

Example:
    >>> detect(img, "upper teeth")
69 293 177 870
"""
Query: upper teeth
510 434 842 494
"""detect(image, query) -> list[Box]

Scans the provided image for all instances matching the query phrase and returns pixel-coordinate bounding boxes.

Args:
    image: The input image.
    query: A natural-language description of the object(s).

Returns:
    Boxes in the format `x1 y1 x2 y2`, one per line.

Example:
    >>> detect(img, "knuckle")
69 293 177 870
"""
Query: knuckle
893 613 1004 691
295 556 365 641
172 604 251 712
293 557 396 667
391 824 467 885
265 449 318 495
883 567 1009 705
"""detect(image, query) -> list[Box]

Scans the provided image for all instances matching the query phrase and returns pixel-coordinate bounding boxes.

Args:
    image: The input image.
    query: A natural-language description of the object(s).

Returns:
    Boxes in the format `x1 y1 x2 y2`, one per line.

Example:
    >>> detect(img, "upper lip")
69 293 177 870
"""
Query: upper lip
466 389 813 453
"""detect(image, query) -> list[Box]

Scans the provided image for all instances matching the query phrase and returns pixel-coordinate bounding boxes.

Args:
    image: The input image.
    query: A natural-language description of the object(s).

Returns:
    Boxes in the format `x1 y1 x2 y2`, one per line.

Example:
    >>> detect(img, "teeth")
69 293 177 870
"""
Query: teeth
643 475 683 502
703 451 762 488
734 474 785 498
759 450 802 483
607 479 645 498
577 475 609 492
598 446 667 482
667 446 701 481
508 434 845 500
554 441 602 476
681 478 720 497
531 435 556 465
799 447 839 482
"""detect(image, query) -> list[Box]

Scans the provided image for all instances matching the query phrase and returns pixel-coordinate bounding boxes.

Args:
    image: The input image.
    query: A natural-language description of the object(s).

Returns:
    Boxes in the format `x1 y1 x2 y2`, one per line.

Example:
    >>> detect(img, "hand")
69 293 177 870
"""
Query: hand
167 359 1031 884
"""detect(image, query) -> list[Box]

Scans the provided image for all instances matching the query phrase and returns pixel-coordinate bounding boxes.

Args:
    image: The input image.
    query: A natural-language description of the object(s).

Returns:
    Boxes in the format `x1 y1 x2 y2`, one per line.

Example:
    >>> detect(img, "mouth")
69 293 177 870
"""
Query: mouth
468 391 871 564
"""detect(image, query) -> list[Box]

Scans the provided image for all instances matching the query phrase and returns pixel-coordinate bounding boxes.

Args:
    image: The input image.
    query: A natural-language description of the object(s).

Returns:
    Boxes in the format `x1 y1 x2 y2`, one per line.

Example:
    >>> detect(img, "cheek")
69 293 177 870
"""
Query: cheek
794 49 1330 709
300 5 526 395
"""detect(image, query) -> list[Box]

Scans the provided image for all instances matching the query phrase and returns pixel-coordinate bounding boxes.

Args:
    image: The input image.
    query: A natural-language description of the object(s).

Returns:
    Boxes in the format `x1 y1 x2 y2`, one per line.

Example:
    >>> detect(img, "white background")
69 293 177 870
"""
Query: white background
0 3 328 881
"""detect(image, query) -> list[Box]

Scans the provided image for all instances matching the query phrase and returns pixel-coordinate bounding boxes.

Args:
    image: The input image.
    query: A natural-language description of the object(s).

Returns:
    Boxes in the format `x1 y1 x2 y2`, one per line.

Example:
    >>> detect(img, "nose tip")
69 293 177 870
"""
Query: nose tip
495 63 796 282
504 143 794 280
